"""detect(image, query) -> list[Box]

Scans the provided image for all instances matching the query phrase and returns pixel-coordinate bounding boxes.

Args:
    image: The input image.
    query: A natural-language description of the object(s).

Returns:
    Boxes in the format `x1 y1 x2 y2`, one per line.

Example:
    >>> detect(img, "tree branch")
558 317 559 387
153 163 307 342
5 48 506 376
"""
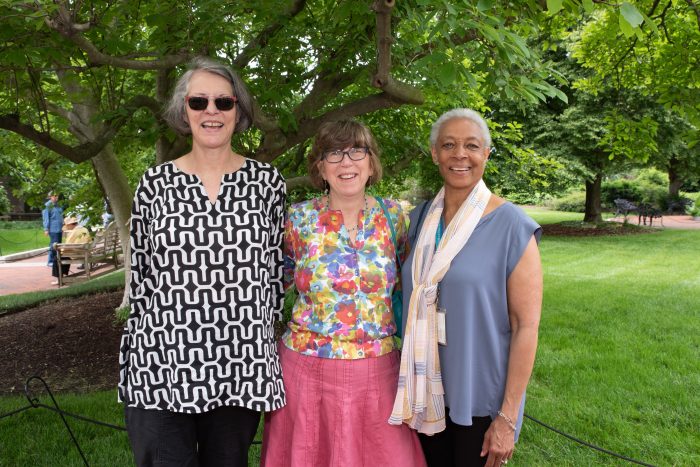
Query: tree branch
292 68 361 121
0 94 161 164
0 114 91 163
256 91 416 162
42 3 190 70
372 0 394 88
285 175 312 191
233 0 308 70
369 0 424 107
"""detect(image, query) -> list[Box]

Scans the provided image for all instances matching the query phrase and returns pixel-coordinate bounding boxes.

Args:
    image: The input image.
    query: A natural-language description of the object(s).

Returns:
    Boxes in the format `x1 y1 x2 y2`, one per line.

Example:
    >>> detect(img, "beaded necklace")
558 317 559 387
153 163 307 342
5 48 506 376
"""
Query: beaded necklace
327 193 368 234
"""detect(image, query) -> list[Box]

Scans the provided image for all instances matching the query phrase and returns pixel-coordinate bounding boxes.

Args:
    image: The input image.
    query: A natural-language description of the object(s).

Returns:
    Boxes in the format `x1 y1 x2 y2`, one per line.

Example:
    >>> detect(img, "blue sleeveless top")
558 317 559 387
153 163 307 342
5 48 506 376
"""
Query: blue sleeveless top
402 202 541 440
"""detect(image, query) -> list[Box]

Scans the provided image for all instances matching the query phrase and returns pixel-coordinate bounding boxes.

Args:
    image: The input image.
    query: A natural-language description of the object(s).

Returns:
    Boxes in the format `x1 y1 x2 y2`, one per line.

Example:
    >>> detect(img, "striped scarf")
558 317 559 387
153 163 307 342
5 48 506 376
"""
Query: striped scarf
389 180 491 434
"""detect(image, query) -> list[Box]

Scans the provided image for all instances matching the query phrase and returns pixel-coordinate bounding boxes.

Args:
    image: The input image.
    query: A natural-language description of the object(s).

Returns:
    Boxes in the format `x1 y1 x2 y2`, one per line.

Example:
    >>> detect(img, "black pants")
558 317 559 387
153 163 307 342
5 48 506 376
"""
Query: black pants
419 410 492 467
125 405 260 467
51 259 70 278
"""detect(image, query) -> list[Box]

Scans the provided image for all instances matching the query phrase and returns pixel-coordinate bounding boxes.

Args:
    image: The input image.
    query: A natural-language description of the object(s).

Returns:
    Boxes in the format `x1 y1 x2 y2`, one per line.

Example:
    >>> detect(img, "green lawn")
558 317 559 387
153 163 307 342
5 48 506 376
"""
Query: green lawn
0 228 45 256
516 229 700 465
1 211 698 465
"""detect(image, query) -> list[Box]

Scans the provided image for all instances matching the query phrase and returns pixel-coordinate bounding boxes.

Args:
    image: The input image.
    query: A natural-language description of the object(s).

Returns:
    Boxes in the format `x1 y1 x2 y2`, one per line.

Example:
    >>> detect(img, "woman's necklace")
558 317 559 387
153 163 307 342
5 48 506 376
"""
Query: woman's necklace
327 193 369 234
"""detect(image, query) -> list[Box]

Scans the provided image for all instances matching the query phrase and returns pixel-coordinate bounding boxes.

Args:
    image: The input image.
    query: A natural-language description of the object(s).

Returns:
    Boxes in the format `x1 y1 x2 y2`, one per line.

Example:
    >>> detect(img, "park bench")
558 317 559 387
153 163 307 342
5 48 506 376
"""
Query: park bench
614 198 638 221
666 197 692 214
638 203 663 227
54 221 121 287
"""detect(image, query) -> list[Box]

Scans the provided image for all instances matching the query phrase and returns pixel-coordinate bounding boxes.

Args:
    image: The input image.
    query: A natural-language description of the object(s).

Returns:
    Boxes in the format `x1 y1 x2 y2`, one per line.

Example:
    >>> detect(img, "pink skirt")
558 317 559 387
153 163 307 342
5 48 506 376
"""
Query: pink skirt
261 343 426 467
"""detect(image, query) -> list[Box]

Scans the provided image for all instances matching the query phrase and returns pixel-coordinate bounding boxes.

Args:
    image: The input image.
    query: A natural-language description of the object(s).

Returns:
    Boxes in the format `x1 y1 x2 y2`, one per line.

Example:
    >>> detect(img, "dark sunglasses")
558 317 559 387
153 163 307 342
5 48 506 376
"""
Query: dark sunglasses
185 95 237 111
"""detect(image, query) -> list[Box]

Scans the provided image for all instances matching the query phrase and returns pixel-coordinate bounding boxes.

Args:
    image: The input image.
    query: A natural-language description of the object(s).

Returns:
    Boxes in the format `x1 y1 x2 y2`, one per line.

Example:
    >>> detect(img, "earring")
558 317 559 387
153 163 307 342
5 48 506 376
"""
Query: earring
366 175 372 187
324 180 329 193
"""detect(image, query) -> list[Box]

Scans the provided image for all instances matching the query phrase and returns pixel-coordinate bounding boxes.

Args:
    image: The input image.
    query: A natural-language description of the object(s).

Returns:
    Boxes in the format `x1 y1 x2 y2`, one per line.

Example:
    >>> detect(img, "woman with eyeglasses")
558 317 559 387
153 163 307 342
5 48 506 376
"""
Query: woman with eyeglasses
261 120 426 466
119 57 286 466
390 109 543 467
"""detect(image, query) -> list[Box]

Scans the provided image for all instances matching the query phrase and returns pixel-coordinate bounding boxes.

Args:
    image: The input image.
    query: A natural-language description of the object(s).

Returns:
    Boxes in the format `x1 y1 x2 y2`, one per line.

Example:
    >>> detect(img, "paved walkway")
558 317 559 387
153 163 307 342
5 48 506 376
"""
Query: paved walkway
1 215 698 297
0 251 121 297
0 251 58 296
607 214 700 229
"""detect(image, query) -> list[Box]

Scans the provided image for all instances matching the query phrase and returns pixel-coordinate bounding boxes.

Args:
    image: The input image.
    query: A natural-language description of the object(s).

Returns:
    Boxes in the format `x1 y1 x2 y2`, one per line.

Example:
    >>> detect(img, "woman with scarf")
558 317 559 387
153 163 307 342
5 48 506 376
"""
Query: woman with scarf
390 109 543 467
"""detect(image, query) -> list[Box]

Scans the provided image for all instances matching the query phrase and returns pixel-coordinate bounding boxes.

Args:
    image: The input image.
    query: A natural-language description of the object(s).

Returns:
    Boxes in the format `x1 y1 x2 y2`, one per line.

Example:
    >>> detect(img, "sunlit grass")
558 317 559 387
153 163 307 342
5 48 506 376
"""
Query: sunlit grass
0 228 45 256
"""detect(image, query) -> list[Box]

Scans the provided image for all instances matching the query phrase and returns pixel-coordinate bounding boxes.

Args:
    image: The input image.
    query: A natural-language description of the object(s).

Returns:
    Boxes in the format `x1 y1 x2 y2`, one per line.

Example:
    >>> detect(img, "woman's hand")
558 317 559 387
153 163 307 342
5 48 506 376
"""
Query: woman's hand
480 416 515 467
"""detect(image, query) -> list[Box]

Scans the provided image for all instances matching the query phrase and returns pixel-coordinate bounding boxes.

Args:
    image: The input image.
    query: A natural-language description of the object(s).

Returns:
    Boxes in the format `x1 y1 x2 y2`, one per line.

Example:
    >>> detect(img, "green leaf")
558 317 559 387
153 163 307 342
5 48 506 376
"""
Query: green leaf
477 0 494 12
553 88 569 104
546 0 563 14
619 14 635 38
640 11 660 35
582 0 595 14
620 2 644 28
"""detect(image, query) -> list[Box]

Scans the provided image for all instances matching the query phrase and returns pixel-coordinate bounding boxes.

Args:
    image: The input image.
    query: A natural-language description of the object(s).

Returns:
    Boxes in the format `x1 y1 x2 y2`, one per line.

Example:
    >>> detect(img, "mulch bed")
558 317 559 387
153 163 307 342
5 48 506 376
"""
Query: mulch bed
541 221 656 237
0 291 123 396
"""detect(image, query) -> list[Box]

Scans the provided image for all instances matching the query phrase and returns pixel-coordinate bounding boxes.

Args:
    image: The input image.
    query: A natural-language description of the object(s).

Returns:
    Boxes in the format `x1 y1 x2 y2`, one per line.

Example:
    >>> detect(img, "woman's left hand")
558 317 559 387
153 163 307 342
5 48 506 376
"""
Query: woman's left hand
480 416 515 467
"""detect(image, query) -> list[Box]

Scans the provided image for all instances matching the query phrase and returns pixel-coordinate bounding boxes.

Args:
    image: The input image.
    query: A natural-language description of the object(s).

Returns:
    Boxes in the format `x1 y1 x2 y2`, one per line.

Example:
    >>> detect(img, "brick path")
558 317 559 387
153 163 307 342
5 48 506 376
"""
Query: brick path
0 251 121 297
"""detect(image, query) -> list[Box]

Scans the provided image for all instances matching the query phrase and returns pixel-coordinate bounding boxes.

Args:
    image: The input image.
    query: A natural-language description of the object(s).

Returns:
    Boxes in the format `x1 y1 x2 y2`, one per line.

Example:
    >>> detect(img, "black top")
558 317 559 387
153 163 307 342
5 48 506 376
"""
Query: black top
118 159 286 413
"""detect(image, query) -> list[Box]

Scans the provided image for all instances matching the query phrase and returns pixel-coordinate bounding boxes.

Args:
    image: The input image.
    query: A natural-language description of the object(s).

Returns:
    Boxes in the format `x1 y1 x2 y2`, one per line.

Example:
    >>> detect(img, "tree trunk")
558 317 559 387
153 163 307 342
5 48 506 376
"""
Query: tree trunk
583 172 603 223
56 71 134 308
91 148 132 308
668 157 682 198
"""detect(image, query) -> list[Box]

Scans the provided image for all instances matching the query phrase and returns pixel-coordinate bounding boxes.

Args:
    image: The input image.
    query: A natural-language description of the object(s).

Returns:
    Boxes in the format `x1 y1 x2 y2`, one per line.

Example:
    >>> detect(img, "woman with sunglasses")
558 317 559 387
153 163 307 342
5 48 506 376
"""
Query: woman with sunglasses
119 57 286 466
261 120 425 466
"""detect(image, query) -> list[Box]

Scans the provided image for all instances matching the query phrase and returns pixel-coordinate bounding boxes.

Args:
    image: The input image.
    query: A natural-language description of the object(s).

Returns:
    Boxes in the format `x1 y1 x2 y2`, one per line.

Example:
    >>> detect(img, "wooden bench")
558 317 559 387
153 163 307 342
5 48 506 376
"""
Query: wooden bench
666 197 692 214
54 222 121 287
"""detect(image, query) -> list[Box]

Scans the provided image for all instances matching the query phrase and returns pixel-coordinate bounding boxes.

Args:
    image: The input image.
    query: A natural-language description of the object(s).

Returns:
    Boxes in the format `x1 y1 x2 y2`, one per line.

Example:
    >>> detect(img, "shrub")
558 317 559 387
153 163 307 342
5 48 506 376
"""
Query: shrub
601 179 642 206
549 191 586 212
0 186 10 215
689 194 700 217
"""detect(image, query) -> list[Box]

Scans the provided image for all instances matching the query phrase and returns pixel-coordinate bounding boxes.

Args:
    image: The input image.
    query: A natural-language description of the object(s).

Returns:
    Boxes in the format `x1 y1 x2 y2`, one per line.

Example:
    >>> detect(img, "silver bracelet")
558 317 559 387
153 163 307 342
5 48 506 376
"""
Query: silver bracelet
497 410 517 431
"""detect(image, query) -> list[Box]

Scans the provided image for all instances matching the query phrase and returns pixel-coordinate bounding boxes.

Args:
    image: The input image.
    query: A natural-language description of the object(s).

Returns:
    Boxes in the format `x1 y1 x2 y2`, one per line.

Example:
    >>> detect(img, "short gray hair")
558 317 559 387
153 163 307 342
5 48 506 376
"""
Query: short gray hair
162 56 254 136
429 108 491 148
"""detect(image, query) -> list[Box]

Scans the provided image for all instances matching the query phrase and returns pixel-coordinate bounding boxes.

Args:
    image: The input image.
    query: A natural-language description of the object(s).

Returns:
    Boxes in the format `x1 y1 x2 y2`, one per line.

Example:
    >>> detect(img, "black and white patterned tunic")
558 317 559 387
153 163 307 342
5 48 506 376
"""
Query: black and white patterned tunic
118 159 286 413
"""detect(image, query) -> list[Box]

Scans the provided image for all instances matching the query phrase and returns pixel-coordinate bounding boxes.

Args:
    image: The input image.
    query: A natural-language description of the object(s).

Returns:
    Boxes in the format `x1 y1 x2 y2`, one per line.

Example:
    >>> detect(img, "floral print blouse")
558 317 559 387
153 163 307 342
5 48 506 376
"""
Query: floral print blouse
282 197 408 359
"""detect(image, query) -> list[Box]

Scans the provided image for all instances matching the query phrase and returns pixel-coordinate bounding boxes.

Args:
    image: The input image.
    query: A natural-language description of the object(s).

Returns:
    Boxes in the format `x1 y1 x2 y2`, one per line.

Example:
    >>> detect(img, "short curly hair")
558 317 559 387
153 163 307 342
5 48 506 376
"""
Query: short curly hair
307 120 383 190
162 56 254 136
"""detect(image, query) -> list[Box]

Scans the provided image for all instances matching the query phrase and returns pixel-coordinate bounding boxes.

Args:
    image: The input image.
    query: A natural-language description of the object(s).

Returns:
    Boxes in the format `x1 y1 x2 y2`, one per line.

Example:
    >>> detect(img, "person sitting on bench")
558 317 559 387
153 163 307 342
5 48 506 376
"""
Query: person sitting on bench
51 216 91 285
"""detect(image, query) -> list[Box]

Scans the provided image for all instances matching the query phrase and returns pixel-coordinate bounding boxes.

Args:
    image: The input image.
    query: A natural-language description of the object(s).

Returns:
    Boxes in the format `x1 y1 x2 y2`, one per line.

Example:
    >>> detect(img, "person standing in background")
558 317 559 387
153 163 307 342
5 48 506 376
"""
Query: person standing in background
42 192 64 267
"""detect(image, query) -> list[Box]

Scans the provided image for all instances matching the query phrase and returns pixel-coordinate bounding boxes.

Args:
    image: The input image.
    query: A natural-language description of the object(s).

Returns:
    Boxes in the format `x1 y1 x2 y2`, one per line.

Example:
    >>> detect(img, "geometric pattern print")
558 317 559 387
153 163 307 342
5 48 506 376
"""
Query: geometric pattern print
118 159 287 413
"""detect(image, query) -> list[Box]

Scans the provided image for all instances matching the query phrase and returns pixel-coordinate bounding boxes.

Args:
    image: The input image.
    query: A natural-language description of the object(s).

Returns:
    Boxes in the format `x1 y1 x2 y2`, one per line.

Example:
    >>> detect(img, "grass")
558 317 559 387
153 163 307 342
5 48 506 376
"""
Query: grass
0 228 45 256
1 209 698 465
0 390 264 467
515 229 700 466
0 270 125 315
522 205 624 225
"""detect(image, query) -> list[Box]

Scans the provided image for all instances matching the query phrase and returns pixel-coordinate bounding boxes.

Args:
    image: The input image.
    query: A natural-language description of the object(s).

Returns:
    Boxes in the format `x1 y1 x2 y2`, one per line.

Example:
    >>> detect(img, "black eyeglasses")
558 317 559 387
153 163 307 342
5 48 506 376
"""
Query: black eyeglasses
323 147 369 163
185 96 237 111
